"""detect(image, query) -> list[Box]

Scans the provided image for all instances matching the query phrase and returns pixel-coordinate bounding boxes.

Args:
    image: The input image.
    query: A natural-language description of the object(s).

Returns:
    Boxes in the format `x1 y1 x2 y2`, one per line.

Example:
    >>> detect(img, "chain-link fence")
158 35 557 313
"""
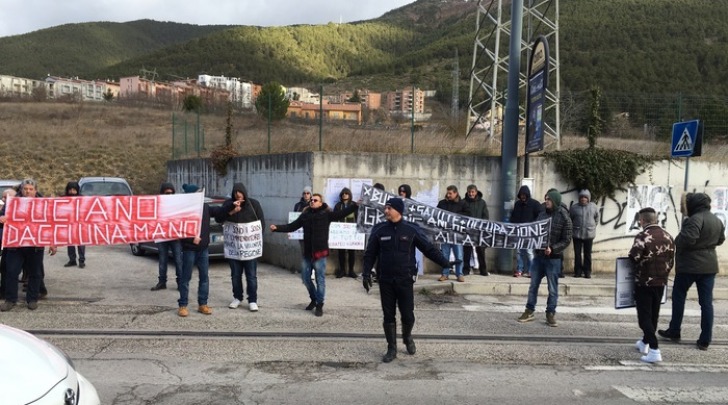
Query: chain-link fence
172 111 205 159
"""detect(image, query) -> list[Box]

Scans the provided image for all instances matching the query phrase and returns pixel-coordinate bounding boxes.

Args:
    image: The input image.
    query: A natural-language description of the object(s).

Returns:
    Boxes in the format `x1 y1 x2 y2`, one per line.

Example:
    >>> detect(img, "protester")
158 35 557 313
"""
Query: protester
218 183 265 312
463 184 489 276
0 179 57 311
437 185 469 282
291 186 313 274
150 182 183 291
362 198 451 363
628 207 675 363
659 192 725 351
517 189 572 327
570 189 599 278
63 181 86 269
334 187 358 279
177 184 221 317
509 185 543 277
270 193 358 317
0 188 17 301
398 184 412 199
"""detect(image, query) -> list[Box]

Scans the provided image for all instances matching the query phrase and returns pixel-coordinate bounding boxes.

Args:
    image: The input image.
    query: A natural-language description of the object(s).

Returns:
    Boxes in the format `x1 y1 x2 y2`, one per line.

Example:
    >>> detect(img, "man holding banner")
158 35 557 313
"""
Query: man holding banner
218 183 265 312
270 193 358 317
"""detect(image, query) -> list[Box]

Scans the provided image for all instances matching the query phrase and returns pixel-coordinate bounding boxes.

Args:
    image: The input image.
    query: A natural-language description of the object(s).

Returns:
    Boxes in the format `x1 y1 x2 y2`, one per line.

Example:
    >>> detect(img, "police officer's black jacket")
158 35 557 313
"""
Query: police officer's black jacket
362 219 450 281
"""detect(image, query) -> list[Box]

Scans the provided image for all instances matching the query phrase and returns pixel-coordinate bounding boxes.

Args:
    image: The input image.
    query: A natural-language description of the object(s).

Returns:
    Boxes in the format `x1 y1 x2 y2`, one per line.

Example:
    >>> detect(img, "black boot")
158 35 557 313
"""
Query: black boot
382 322 397 363
402 323 416 355
314 302 323 317
335 269 344 278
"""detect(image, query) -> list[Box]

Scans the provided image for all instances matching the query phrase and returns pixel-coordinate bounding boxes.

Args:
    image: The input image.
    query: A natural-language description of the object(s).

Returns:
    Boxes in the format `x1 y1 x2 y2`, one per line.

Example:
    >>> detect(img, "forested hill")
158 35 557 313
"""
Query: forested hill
1 0 728 95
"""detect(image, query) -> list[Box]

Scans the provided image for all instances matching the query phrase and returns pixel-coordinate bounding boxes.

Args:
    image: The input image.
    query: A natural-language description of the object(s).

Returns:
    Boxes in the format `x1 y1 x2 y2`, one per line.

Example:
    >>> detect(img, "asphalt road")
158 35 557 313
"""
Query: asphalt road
1 245 726 404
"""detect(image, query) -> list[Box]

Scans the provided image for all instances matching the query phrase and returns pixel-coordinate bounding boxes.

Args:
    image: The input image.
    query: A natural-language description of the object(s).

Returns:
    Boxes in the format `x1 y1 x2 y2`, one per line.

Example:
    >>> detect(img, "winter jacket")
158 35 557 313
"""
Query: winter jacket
464 190 489 220
675 193 725 275
437 194 470 216
363 218 450 281
570 189 599 240
334 187 357 223
536 204 572 257
181 203 211 251
218 183 265 228
272 202 358 259
628 223 675 287
510 185 543 224
294 199 309 212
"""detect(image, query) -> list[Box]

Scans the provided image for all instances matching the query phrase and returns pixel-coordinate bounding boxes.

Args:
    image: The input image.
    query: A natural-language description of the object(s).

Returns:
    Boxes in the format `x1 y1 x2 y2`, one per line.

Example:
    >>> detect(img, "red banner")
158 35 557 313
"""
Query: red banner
1 194 203 247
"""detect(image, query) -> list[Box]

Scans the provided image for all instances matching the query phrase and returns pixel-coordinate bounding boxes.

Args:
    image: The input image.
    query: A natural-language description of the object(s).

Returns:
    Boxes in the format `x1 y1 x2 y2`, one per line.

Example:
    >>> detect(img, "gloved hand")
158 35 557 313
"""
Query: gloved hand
362 274 373 293
449 260 462 267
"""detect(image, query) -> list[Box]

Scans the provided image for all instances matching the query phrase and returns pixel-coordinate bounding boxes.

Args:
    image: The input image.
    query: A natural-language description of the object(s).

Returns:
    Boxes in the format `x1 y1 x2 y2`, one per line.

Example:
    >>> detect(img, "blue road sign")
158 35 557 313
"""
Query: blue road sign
671 120 700 157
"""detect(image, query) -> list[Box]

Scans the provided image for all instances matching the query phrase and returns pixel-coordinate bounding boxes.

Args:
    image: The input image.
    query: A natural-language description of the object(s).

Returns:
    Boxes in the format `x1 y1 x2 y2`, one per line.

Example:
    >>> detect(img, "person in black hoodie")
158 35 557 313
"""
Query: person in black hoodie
270 193 358 317
63 181 86 268
509 185 544 277
218 182 265 312
463 184 490 276
334 187 358 279
176 185 223 317
151 182 184 291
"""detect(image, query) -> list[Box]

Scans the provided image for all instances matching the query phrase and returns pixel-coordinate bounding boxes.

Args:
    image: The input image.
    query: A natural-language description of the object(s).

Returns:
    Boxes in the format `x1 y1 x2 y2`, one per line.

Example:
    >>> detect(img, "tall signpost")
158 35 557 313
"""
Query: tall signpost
671 119 703 193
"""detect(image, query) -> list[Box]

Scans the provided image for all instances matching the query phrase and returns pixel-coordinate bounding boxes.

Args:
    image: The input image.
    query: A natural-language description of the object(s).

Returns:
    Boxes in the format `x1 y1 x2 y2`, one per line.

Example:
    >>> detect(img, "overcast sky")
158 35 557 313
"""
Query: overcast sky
0 0 417 38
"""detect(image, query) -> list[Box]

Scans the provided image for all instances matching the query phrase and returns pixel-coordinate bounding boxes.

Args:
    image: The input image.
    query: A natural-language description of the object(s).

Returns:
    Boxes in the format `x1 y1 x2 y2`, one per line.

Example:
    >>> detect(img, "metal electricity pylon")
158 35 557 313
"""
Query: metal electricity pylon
466 0 560 150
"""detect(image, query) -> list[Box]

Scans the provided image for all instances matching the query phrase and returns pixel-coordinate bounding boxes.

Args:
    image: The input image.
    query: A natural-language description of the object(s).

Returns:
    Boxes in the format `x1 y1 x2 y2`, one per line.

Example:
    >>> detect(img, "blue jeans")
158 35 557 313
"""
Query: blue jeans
157 240 182 284
302 257 326 304
516 249 534 273
526 255 561 313
229 259 258 303
178 249 209 307
440 244 463 277
667 273 715 345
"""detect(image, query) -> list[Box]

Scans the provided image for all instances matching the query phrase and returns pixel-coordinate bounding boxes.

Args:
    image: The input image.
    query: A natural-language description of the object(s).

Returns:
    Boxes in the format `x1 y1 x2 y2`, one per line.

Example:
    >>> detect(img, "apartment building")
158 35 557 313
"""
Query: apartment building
0 75 46 98
383 88 425 115
287 100 362 124
198 74 256 108
45 76 107 102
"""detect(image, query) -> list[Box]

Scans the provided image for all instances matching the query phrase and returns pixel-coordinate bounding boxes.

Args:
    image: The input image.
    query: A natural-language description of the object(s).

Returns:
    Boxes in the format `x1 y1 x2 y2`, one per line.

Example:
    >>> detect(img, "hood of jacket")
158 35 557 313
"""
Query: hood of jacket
159 182 175 194
339 187 352 202
516 185 531 200
578 189 591 202
684 192 711 216
232 182 247 200
65 181 80 196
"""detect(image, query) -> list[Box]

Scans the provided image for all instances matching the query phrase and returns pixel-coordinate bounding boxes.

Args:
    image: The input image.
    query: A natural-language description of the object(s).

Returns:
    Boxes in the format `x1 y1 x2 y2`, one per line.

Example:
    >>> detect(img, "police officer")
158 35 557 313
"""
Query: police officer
362 198 451 363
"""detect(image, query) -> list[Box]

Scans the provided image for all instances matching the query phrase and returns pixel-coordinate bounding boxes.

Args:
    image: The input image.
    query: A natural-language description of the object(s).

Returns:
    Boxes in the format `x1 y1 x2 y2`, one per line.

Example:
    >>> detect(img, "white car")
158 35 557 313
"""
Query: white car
0 325 100 405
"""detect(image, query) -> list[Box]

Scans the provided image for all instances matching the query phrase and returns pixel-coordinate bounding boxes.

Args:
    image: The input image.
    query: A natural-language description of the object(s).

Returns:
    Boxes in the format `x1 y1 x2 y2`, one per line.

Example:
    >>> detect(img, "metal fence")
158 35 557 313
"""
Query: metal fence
172 111 205 159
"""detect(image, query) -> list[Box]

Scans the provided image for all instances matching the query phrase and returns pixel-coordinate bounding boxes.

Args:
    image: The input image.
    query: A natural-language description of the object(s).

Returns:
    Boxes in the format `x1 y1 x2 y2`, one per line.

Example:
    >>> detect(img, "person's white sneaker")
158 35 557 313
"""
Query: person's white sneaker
228 299 241 309
249 302 259 312
635 339 649 355
640 348 662 363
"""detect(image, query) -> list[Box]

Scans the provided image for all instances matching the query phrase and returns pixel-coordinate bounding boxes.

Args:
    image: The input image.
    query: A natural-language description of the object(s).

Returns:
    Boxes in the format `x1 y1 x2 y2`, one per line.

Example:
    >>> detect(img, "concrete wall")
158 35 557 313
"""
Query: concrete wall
167 153 728 275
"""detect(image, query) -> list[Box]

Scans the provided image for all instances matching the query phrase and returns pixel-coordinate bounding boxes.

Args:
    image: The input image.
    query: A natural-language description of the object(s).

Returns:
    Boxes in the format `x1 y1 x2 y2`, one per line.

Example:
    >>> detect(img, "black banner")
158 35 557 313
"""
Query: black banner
356 184 549 250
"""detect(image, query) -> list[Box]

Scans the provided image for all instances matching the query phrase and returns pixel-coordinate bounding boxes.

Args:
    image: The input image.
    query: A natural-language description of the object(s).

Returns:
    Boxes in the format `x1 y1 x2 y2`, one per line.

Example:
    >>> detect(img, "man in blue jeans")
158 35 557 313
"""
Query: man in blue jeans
270 193 358 317
437 185 469 282
518 189 572 327
659 192 725 350
151 182 183 291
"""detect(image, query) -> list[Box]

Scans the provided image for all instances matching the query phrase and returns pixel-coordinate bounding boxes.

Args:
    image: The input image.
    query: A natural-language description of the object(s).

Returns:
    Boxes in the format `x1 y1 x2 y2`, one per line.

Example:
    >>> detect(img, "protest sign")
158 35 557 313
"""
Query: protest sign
356 184 549 249
1 193 203 247
223 220 263 260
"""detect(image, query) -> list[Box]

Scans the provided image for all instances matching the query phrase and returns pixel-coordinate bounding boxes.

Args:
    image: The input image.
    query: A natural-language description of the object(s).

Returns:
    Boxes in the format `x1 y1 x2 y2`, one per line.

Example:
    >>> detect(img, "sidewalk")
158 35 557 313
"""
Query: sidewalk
413 272 728 300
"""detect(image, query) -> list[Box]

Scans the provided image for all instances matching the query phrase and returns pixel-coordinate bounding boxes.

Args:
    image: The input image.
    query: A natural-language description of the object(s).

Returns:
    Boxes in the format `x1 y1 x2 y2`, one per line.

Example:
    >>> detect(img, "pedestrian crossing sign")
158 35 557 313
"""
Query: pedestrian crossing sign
671 120 702 157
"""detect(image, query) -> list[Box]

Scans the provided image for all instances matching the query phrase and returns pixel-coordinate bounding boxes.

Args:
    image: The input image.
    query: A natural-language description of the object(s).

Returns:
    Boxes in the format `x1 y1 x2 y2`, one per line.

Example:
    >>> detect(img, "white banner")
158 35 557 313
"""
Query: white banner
287 212 304 240
328 222 366 250
223 220 263 260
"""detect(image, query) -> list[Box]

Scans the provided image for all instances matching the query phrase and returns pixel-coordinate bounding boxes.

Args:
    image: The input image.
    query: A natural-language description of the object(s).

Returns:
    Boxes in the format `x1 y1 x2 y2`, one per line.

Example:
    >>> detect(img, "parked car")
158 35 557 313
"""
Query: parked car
78 176 132 196
0 324 101 405
0 179 22 190
129 197 226 258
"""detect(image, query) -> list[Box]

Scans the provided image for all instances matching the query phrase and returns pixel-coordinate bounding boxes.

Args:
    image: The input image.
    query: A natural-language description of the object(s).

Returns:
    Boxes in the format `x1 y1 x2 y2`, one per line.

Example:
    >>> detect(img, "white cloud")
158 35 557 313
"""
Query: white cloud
0 0 416 38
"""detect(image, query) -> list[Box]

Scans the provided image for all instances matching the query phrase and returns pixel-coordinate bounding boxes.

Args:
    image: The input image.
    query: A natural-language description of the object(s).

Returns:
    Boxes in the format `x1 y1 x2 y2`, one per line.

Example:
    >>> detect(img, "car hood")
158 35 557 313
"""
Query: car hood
0 325 69 403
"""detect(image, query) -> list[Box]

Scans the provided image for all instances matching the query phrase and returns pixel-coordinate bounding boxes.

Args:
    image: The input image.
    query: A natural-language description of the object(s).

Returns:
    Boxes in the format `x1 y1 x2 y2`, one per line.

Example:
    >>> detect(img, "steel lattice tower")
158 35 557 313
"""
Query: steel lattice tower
467 0 560 150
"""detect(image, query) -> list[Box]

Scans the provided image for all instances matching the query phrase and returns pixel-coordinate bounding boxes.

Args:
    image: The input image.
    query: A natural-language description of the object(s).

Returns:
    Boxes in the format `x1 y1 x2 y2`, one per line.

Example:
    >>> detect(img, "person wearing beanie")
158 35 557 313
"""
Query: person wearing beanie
182 183 200 194
518 188 572 327
398 184 412 199
63 181 86 269
463 184 490 276
270 193 358 317
334 187 358 279
569 189 599 278
362 197 451 363
151 182 184 291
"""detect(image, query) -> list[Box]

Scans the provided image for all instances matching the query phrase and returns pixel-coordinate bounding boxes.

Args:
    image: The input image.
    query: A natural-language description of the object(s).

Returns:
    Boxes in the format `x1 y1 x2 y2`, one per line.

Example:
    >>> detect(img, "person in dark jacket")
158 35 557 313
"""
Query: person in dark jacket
0 188 16 301
270 193 358 317
463 184 490 276
629 207 675 363
659 192 725 351
151 182 184 291
509 185 544 277
218 182 265 312
291 186 312 274
437 185 469 282
177 185 223 317
63 181 86 268
570 189 599 278
334 187 358 279
362 198 451 363
517 189 572 327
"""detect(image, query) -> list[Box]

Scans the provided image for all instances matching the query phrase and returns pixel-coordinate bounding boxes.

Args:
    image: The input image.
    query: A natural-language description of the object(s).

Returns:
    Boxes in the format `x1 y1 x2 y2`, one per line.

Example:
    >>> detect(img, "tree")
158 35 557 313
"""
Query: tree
182 95 203 113
348 90 361 103
102 88 114 102
255 82 289 121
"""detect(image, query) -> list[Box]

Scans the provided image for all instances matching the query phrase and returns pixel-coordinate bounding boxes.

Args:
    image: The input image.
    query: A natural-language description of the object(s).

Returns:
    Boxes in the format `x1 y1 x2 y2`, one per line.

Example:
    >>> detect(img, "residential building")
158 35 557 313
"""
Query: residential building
198 75 256 108
383 88 425 115
45 76 107 102
0 75 46 98
287 100 362 124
